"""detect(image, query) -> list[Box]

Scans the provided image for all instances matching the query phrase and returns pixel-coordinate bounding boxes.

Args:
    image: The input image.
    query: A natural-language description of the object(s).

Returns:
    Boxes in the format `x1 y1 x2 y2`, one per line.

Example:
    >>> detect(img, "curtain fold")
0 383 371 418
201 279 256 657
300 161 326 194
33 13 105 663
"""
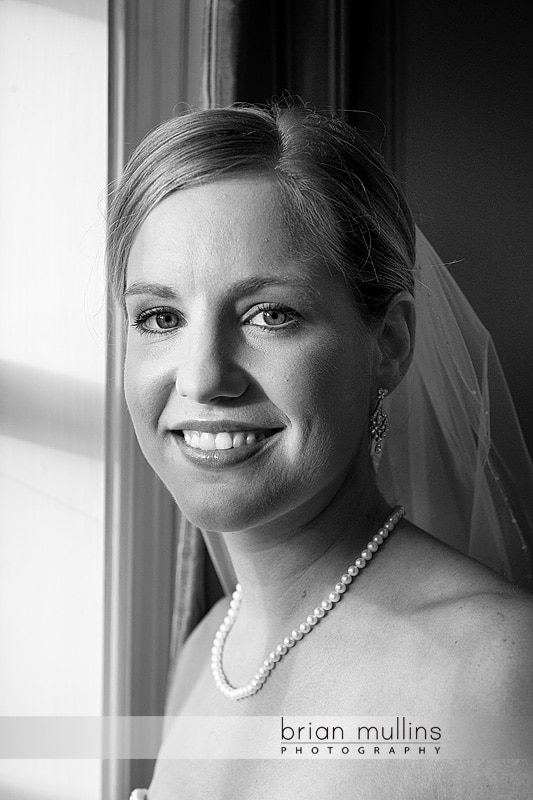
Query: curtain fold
167 515 208 688
201 0 246 108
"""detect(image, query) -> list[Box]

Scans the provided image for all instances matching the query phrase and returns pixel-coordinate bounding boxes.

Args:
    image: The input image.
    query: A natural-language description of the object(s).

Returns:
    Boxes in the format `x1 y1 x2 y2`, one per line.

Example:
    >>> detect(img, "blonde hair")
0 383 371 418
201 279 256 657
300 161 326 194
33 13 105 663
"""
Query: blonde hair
107 104 415 321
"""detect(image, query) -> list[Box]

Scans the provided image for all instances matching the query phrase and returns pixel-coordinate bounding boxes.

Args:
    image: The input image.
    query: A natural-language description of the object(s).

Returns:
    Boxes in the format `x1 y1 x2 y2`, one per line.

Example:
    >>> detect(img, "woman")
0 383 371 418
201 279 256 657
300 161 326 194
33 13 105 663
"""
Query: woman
108 104 533 798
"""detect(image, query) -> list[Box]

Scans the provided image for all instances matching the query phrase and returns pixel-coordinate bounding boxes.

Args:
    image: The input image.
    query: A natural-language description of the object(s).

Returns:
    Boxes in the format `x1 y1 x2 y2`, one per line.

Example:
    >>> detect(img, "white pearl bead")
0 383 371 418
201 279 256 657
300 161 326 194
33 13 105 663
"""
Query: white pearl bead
211 508 404 701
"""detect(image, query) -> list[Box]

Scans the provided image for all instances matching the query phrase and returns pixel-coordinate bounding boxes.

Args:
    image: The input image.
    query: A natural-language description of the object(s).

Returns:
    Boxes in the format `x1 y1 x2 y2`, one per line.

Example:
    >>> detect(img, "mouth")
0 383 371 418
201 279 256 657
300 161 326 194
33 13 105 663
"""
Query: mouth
177 428 279 451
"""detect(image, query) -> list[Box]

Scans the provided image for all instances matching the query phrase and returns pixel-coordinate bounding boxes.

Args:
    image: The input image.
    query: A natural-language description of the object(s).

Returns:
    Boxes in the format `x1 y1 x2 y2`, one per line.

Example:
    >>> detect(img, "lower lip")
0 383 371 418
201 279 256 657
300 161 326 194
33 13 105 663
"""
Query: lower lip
170 431 280 469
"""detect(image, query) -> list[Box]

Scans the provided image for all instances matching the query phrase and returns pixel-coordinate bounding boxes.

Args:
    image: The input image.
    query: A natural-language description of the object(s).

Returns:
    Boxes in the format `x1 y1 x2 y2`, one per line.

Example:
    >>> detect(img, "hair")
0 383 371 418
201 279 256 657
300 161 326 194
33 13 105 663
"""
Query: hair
107 103 415 323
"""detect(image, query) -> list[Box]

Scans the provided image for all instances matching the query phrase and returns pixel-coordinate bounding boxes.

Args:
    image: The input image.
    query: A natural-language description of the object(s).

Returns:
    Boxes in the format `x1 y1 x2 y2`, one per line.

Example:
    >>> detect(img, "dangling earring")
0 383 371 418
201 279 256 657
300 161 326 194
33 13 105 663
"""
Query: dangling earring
369 388 389 454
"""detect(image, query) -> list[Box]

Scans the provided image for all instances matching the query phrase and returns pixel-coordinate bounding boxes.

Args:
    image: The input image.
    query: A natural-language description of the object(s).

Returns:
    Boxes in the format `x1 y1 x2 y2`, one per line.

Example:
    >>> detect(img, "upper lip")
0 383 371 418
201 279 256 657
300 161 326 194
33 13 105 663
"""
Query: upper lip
172 420 283 433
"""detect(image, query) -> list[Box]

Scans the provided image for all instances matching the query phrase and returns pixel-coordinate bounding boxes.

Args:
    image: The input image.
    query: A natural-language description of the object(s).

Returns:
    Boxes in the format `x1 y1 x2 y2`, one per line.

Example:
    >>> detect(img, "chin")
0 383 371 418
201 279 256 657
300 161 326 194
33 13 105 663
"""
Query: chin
172 495 262 533
166 473 293 533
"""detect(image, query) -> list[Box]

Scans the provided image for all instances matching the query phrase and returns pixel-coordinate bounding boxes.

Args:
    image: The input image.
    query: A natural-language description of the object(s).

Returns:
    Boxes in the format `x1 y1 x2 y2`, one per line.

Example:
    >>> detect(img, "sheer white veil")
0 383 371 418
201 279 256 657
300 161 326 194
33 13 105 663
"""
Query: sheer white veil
377 228 533 590
203 229 533 592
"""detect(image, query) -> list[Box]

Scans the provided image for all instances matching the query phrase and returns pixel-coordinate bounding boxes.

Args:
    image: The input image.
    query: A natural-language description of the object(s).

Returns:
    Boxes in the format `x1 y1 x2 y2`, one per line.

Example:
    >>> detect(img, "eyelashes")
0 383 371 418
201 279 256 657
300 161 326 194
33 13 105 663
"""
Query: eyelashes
244 303 302 332
131 306 183 336
131 303 302 337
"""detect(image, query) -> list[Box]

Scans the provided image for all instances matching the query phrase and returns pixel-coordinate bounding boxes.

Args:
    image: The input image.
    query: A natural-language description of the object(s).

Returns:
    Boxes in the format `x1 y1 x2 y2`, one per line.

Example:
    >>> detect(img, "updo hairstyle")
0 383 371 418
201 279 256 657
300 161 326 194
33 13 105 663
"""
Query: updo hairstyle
107 104 415 324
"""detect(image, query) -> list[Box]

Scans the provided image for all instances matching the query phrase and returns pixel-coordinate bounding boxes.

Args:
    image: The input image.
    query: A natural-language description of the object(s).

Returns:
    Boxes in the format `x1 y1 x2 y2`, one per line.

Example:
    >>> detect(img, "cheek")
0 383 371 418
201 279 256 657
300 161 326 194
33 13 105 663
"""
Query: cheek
123 346 168 431
274 337 372 441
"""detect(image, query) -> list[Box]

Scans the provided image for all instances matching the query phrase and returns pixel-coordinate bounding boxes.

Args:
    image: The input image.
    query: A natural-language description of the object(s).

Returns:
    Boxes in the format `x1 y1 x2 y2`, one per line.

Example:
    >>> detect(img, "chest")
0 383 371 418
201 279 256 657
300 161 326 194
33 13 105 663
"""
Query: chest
149 747 462 800
169 615 463 720
151 611 475 798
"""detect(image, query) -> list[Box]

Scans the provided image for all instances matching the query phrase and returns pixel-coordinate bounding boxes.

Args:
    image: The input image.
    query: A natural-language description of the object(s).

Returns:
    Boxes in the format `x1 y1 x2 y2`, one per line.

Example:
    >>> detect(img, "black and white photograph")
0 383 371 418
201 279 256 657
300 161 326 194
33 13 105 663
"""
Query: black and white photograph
1 1 532 798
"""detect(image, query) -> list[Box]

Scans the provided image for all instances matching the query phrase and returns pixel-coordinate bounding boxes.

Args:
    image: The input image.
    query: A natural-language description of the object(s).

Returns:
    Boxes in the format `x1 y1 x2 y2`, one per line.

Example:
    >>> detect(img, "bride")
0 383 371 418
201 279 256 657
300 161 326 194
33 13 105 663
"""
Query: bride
108 104 533 799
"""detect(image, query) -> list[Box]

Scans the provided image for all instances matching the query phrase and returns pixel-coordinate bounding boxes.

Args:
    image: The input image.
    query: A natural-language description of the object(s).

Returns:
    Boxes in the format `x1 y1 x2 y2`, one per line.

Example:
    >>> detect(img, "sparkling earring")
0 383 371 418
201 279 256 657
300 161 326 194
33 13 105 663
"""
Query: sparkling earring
369 388 389 454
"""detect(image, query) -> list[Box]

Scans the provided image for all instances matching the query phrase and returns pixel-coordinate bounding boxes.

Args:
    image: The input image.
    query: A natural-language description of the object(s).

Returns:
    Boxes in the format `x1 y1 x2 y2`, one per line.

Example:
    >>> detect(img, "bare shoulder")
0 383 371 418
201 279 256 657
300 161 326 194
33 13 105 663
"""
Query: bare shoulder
394 522 533 711
441 586 533 713
393 520 533 610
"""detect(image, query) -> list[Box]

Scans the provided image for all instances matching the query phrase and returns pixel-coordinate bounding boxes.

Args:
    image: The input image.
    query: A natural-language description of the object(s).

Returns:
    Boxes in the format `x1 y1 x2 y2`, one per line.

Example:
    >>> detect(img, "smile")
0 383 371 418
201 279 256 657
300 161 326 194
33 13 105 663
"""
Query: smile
171 426 281 469
181 429 275 450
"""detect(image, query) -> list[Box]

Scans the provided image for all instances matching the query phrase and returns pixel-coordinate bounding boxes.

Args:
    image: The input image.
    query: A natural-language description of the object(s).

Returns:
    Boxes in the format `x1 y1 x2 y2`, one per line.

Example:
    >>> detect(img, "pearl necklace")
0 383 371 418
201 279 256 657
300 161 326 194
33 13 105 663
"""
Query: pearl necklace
211 505 405 700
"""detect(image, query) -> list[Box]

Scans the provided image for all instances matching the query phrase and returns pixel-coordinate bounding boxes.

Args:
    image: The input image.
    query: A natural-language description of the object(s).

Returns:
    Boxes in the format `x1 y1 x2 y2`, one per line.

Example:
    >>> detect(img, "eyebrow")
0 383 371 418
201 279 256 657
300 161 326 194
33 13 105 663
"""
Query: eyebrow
124 276 320 299
125 281 177 300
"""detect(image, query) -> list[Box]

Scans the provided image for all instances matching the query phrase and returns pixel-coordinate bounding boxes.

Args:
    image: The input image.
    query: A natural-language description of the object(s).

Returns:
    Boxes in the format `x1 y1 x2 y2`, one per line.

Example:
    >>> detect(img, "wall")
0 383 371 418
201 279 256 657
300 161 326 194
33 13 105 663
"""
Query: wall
402 0 533 450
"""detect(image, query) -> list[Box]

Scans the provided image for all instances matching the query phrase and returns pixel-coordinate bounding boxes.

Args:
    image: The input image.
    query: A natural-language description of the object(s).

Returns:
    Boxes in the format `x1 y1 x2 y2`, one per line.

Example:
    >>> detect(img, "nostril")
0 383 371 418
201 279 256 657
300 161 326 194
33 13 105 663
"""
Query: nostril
174 365 249 402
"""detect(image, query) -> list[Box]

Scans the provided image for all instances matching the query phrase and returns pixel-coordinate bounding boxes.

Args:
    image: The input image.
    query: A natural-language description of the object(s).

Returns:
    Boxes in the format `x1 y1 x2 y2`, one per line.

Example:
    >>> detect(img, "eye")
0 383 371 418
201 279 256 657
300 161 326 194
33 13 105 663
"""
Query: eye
245 303 301 330
131 307 183 335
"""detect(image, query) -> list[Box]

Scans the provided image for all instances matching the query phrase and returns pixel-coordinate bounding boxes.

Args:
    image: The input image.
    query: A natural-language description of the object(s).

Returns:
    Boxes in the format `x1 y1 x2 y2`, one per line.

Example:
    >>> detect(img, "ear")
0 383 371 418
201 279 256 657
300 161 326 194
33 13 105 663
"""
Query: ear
373 291 416 393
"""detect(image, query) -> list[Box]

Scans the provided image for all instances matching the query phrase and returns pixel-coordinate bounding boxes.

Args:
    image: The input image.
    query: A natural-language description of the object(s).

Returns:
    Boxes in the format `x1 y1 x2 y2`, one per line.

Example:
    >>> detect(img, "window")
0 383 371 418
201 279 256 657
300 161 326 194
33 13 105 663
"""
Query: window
0 1 107 798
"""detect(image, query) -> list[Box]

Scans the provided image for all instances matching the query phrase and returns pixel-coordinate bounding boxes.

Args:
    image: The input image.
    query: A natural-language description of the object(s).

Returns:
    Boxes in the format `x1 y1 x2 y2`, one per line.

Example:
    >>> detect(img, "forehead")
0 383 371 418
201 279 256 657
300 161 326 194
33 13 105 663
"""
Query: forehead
126 176 318 290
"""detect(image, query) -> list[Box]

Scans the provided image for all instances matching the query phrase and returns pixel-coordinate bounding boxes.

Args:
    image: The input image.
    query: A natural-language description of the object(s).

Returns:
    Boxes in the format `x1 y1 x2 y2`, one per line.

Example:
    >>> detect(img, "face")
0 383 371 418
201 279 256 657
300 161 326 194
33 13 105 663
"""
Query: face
124 176 377 533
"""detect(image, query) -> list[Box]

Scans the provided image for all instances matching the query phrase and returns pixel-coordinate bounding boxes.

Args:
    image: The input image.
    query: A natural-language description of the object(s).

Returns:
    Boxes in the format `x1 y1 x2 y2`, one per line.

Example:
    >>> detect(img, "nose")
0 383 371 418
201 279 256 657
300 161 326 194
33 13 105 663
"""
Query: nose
174 323 248 404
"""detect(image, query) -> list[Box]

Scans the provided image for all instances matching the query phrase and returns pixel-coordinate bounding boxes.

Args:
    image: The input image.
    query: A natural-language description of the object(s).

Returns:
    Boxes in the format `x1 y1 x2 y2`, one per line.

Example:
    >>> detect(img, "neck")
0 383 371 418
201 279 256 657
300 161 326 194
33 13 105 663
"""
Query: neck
219 454 391 638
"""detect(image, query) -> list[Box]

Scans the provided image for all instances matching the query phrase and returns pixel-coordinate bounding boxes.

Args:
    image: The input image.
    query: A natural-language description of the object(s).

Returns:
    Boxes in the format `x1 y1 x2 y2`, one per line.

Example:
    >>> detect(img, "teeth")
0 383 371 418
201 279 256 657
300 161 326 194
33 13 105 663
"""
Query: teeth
215 432 233 450
182 430 272 450
233 432 246 448
200 432 216 451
